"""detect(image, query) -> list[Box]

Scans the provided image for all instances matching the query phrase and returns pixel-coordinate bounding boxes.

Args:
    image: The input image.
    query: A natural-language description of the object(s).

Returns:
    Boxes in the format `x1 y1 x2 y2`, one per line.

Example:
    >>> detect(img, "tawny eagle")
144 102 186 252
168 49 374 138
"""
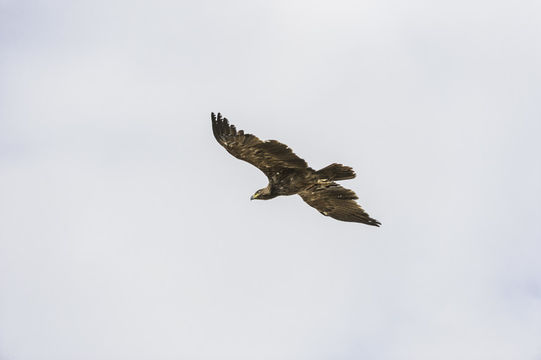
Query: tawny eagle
211 113 381 226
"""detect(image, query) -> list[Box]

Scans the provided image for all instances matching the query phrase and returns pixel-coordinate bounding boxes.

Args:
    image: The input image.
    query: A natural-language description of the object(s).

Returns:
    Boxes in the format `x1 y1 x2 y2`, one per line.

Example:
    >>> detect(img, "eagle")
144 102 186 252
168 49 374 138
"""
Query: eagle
211 113 381 226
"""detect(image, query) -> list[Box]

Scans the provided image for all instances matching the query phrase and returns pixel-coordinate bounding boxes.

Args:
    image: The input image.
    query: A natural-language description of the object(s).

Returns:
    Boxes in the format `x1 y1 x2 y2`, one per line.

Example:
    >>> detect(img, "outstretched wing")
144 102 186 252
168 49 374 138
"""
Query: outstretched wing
298 182 381 226
211 112 308 177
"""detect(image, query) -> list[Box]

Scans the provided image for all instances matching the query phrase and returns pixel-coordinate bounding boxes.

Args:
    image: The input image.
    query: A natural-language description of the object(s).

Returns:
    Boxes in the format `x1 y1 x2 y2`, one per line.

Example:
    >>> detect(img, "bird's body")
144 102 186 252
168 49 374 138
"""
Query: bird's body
211 113 381 226
265 169 313 197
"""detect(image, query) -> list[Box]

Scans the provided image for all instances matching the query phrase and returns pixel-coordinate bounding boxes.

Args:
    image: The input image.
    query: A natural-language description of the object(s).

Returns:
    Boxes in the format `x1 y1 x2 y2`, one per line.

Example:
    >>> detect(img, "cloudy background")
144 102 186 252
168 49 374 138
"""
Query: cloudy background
1 0 540 359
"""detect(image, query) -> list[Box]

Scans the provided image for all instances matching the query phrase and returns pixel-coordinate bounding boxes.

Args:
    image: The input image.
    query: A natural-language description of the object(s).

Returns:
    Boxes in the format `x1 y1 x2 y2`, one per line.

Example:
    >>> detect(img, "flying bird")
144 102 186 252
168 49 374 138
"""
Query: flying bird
211 113 381 226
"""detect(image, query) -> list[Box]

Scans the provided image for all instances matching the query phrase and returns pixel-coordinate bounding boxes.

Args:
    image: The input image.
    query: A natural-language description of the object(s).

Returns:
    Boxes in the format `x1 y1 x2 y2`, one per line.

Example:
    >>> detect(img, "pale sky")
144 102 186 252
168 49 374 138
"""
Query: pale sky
1 0 540 359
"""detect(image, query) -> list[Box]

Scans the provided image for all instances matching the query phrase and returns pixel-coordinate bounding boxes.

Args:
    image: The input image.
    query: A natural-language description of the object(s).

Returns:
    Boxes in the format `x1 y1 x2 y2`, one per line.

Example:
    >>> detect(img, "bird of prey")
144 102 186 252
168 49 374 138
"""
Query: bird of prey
211 113 381 226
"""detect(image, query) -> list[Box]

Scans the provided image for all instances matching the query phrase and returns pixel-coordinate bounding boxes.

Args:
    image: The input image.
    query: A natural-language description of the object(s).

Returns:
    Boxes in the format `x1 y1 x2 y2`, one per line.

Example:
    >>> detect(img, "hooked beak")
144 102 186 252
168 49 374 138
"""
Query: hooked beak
250 195 255 201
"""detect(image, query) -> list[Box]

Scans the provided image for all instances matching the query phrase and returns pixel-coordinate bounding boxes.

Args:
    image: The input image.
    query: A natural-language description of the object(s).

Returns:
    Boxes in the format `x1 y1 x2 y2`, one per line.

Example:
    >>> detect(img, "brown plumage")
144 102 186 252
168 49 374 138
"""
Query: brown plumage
211 112 381 226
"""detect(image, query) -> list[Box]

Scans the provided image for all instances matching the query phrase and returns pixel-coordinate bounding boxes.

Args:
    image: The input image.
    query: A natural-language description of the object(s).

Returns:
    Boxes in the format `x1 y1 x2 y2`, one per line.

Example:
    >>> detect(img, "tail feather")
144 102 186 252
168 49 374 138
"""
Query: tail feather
316 163 356 181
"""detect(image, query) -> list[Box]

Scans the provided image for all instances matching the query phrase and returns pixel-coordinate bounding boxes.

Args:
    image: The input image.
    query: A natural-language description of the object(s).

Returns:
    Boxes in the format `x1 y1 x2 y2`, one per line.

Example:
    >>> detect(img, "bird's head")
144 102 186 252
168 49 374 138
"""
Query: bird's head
250 187 275 200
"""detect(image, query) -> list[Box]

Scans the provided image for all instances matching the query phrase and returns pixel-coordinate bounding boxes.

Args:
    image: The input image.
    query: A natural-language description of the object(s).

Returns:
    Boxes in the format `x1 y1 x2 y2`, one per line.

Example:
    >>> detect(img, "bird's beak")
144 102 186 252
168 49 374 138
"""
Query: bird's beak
250 195 254 201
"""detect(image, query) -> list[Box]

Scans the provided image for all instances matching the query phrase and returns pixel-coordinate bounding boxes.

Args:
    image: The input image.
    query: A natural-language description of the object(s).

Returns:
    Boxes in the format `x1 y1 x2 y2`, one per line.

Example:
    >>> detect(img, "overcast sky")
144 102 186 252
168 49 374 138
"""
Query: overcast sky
1 0 540 359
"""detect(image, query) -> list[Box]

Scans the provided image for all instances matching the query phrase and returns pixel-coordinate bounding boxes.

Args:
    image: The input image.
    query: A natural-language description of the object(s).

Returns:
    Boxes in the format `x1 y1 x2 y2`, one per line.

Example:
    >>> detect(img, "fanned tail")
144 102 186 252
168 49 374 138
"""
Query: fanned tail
316 163 356 181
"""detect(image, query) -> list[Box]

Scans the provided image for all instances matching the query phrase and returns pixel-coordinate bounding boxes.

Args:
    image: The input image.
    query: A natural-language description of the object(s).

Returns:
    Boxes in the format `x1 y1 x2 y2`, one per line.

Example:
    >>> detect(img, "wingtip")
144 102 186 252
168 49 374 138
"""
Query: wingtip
211 112 234 143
